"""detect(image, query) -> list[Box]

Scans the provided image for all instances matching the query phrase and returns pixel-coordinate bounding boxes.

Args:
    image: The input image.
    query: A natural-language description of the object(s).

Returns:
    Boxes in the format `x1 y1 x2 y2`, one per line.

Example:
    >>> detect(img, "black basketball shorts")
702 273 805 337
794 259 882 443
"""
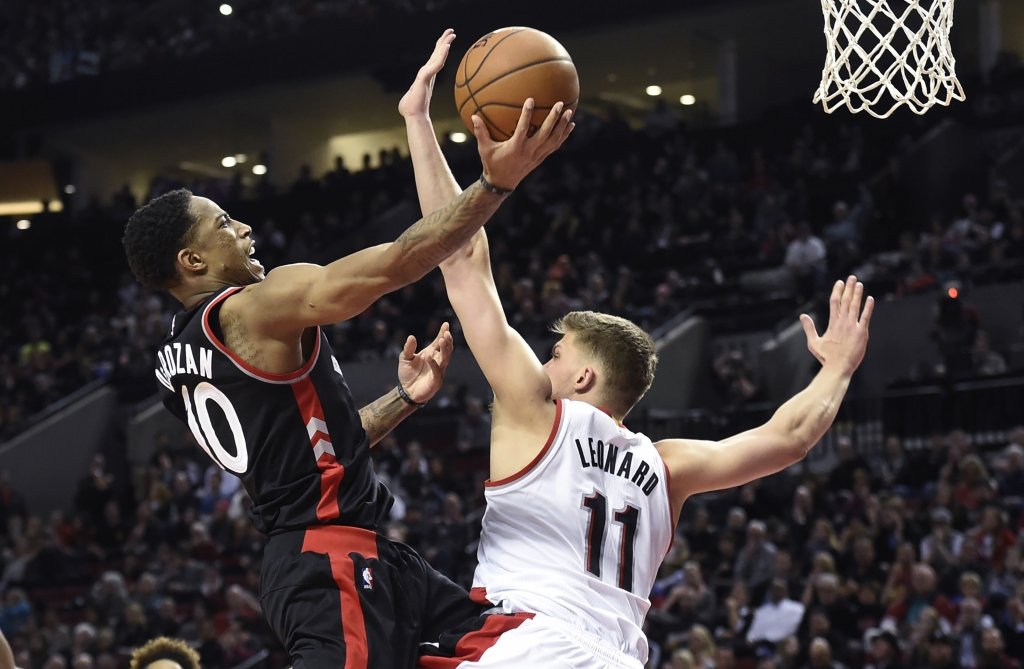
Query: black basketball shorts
260 525 482 669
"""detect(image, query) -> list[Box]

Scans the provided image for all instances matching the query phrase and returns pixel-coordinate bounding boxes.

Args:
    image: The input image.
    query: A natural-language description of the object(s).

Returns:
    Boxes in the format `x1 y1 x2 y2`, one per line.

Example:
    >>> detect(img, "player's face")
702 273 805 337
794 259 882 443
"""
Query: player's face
187 196 265 285
542 334 589 400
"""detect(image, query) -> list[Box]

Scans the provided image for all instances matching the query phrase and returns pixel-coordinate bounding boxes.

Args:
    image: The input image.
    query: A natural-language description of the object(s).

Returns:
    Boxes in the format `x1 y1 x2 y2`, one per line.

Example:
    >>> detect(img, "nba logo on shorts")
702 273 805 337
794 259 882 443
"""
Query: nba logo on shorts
362 567 373 591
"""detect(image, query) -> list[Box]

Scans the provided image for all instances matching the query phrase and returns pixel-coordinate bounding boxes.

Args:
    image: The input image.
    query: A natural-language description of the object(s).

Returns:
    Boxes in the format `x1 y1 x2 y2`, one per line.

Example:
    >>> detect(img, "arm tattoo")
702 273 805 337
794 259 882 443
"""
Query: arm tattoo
395 181 503 271
221 308 266 368
360 387 415 447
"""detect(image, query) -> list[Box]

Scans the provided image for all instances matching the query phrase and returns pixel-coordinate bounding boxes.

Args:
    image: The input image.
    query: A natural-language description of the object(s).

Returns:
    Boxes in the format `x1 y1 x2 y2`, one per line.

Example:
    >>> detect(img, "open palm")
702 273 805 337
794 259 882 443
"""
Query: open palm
799 276 874 374
398 322 454 404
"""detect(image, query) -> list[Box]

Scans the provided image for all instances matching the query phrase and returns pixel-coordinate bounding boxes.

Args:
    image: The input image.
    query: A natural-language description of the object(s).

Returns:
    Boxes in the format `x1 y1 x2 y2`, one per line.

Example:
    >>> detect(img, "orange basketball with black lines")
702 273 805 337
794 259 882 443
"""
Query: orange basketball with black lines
455 27 579 141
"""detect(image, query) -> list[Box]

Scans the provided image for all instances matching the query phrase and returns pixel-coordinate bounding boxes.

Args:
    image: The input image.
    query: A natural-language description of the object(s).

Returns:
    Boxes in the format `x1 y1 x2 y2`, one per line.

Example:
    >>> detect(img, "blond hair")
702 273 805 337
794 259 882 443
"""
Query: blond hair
130 638 200 669
551 311 657 416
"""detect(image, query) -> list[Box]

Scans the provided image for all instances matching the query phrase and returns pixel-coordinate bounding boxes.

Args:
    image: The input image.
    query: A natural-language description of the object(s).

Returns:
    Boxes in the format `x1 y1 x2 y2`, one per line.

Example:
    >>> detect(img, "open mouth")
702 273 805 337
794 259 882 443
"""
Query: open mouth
247 243 263 269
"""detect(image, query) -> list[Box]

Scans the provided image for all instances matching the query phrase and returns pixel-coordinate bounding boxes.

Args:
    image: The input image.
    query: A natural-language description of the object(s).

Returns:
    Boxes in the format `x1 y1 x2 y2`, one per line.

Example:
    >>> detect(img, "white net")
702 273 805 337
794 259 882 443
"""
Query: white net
814 0 965 118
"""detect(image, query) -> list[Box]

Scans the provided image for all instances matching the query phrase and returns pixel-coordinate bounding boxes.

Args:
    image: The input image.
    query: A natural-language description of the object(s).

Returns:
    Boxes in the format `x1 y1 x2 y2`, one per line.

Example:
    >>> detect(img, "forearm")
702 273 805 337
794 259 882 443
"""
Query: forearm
406 115 463 215
763 363 851 456
388 180 504 278
360 387 416 447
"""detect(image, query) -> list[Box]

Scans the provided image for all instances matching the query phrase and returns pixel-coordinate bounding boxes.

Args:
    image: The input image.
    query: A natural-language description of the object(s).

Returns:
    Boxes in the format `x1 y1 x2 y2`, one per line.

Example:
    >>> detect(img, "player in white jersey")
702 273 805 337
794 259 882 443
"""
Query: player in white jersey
402 33 873 669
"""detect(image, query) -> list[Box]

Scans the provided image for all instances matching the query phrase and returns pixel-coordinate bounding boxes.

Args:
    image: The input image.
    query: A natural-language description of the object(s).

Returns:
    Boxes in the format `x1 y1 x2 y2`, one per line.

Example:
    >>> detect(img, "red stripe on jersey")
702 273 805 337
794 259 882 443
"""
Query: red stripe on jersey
202 286 321 382
469 587 492 605
291 376 345 522
301 526 379 669
418 612 535 669
486 400 562 488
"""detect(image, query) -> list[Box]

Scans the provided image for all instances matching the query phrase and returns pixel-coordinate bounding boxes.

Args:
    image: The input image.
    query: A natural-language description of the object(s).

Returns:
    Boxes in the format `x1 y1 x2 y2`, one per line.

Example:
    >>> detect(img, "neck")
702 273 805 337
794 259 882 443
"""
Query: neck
173 278 234 309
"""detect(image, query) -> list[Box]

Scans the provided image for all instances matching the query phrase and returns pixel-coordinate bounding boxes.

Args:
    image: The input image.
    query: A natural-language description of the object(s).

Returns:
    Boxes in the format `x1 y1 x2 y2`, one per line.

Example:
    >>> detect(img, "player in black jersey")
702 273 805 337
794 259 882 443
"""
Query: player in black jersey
120 31 574 669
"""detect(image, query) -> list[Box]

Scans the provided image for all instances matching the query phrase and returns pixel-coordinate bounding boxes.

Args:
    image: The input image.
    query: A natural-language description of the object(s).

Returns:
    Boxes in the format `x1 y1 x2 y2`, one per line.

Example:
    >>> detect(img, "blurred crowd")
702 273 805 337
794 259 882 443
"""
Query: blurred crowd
0 0 472 91
4 101 1024 440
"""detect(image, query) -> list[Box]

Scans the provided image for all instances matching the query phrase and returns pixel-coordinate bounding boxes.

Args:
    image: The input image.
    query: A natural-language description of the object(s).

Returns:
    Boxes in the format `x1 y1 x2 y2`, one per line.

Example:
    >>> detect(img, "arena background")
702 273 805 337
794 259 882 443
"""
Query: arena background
1 1 1023 668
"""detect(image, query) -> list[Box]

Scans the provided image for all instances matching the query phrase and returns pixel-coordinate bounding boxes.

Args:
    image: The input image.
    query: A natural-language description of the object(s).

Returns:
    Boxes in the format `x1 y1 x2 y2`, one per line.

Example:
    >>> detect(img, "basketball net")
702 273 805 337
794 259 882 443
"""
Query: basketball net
813 0 965 118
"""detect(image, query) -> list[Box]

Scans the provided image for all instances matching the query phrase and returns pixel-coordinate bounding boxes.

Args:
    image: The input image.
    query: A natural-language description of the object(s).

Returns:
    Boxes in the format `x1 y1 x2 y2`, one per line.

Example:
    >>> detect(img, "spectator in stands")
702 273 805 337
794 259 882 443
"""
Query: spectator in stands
804 637 846 669
735 520 778 599
971 506 1016 568
864 631 902 669
922 507 964 577
455 396 491 454
973 331 1008 376
747 578 806 645
885 564 956 630
785 223 827 301
827 436 870 493
922 631 959 669
996 443 1024 501
979 627 1020 669
713 351 761 409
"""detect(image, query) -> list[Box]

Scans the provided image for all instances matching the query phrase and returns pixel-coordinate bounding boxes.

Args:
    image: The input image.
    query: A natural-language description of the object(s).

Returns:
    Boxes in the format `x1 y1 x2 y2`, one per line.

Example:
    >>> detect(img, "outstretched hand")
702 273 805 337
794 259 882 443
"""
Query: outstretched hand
473 99 575 192
399 29 455 120
800 276 874 374
397 322 454 404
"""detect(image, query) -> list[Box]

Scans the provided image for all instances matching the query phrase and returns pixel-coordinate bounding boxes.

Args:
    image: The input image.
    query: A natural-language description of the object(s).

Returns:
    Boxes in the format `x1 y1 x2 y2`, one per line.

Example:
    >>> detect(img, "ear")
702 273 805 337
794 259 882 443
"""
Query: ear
573 366 598 394
177 247 206 276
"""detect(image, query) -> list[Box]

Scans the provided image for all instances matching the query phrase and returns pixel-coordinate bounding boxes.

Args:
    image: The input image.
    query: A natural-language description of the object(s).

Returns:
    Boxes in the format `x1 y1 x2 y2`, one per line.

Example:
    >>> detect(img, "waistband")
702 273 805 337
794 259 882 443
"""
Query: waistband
531 614 645 669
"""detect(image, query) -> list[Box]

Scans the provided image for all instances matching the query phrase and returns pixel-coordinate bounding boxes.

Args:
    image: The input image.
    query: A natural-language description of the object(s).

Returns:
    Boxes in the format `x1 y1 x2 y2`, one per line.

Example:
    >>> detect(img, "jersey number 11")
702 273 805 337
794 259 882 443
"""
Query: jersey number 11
582 491 640 592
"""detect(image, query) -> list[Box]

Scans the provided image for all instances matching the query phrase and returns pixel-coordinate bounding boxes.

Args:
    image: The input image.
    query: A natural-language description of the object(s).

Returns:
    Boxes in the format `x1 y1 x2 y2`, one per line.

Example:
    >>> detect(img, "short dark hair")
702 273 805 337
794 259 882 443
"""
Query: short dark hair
122 189 198 290
129 637 200 669
551 311 658 416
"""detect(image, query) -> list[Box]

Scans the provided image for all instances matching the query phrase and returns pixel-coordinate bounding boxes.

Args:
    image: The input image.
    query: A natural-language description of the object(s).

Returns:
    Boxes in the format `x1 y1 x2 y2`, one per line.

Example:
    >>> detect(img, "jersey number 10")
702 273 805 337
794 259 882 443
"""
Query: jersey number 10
181 382 249 474
582 491 640 592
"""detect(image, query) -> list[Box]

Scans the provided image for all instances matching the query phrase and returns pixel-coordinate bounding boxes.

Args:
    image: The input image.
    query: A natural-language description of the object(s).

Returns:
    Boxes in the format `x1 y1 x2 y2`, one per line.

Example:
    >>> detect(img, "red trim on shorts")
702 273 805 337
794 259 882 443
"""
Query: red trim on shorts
418 613 535 669
292 376 345 521
202 286 321 382
301 526 379 669
485 399 562 488
469 587 493 606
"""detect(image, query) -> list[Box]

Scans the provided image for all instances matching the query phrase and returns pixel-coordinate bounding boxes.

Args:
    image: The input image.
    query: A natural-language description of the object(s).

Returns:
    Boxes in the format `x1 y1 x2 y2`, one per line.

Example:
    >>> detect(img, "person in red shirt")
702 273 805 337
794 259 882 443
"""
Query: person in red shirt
972 506 1017 568
884 564 956 629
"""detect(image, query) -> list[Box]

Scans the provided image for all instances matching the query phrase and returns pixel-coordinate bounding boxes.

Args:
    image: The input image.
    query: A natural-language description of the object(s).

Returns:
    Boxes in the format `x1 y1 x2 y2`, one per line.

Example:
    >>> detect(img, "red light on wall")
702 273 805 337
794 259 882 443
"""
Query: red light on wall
948 287 958 299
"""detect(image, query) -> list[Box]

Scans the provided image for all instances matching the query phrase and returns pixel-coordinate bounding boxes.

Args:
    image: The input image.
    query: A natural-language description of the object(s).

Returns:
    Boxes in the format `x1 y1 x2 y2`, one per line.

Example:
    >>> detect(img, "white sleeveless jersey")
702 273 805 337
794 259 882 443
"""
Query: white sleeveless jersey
472 399 675 663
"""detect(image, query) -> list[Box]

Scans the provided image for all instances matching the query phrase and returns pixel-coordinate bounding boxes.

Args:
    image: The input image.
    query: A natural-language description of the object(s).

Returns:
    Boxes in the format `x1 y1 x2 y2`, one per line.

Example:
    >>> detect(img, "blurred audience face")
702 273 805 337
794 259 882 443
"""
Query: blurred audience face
809 639 832 669
912 564 937 595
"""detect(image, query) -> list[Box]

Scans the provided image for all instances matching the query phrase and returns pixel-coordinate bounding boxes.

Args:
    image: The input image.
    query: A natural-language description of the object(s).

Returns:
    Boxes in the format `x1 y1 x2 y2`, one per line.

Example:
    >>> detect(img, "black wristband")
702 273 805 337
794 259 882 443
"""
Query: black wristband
479 173 514 196
397 381 426 407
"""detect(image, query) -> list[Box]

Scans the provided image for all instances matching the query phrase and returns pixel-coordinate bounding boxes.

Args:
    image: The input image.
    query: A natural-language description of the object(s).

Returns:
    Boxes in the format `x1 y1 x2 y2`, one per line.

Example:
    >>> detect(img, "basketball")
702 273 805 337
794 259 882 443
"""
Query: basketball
454 27 579 141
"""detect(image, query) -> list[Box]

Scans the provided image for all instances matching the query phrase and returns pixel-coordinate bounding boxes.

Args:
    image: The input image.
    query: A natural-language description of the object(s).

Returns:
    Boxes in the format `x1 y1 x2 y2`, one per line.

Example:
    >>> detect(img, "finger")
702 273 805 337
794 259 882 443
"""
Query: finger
425 357 443 378
841 275 856 316
401 335 417 360
541 114 576 159
509 98 536 145
471 115 496 150
849 280 864 319
860 295 875 328
426 30 455 73
435 321 450 340
800 313 818 341
530 102 564 144
828 280 843 325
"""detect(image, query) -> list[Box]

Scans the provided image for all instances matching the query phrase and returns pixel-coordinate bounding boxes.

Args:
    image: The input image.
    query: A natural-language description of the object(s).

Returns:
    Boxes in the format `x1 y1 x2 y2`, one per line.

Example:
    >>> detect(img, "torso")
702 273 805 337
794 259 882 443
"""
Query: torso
156 286 392 535
473 398 675 663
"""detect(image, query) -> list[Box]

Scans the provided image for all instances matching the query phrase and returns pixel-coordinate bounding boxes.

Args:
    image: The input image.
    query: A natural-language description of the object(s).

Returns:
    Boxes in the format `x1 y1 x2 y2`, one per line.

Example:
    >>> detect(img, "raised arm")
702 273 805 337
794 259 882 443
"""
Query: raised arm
231 76 573 340
658 277 874 504
400 29 463 214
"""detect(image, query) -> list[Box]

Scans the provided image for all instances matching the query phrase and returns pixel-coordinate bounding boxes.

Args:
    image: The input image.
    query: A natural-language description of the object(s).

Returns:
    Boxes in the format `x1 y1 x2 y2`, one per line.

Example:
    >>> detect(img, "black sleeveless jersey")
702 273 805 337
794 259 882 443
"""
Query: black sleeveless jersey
155 286 393 535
